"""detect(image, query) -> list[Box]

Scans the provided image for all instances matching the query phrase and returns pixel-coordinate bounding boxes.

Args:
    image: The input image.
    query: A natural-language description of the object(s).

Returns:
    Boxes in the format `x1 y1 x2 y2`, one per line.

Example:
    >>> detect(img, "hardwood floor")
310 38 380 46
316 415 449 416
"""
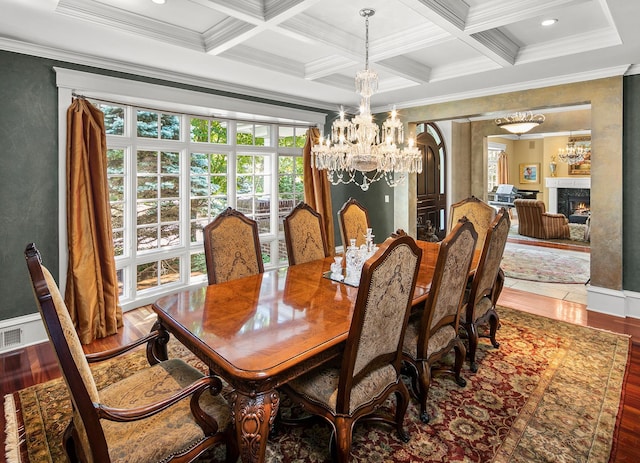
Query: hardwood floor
1 287 639 463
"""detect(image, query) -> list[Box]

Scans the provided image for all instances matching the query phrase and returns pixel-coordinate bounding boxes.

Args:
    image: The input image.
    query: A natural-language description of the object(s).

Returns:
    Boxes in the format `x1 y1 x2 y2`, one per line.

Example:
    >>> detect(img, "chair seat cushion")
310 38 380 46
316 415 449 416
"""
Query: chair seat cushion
99 358 231 463
460 296 493 324
287 360 397 414
402 316 457 360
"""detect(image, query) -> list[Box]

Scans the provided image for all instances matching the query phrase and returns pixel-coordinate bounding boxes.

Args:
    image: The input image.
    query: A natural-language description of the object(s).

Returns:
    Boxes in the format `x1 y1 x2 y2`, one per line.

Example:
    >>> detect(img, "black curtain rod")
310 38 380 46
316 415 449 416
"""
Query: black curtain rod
71 92 317 129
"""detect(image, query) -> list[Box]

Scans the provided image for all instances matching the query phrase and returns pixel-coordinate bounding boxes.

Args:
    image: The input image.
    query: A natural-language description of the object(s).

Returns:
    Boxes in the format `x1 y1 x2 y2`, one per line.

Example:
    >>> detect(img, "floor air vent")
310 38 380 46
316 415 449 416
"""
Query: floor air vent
1 328 22 348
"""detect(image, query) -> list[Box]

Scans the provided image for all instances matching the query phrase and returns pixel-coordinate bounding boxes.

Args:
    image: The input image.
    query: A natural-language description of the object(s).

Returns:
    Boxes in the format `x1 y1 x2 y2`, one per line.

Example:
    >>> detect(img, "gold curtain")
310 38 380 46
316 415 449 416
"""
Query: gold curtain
303 127 335 255
65 98 122 344
498 150 509 184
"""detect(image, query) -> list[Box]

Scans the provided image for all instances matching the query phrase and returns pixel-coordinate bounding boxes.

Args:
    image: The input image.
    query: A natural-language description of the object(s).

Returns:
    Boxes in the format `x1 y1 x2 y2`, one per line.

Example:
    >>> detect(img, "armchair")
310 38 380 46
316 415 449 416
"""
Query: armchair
513 199 570 239
24 243 237 463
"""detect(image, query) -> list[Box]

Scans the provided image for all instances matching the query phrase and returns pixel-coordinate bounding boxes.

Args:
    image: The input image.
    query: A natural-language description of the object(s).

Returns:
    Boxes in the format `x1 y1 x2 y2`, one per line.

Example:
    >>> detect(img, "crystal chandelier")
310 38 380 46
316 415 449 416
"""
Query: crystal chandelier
311 8 422 191
557 137 587 164
495 111 545 135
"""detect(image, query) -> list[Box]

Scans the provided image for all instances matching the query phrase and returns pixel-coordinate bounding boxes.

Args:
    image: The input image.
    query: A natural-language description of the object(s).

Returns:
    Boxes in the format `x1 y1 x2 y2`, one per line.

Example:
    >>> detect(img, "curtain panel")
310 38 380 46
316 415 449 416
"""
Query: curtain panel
65 98 122 344
498 150 509 184
303 128 335 255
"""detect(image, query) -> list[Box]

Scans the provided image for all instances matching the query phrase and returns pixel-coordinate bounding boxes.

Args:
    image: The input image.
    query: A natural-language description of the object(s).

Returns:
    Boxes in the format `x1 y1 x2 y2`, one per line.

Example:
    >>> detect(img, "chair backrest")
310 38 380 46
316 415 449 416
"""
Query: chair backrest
467 208 511 314
418 218 478 356
449 196 496 250
335 235 422 413
24 243 109 460
513 199 545 238
337 197 371 249
203 207 264 284
283 202 329 265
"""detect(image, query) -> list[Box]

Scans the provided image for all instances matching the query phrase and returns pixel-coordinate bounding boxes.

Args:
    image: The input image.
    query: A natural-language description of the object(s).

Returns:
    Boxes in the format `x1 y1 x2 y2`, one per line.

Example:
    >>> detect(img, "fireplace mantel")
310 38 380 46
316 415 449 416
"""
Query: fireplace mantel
545 177 591 213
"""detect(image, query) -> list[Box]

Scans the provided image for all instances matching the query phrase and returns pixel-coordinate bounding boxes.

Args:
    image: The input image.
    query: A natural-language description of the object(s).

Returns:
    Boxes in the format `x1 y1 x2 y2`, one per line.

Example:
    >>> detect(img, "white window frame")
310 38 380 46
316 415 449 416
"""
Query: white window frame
56 68 325 310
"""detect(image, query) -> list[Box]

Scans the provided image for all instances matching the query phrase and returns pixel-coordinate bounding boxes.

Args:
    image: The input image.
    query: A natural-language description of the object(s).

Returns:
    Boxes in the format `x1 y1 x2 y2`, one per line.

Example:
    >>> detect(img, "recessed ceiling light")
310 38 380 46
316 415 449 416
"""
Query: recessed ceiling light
151 0 166 4
541 18 558 27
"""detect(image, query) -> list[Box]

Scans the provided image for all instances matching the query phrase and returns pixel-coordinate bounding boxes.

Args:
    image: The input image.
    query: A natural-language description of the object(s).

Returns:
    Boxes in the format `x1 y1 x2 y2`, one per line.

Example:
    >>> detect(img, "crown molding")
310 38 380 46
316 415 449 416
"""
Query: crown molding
372 65 630 112
0 37 336 112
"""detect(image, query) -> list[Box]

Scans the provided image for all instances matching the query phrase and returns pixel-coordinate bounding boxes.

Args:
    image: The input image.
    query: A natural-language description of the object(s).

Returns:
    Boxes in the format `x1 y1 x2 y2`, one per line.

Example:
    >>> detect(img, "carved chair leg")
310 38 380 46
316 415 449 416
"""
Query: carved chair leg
454 341 467 387
334 416 353 463
489 312 500 348
418 361 432 423
466 322 479 373
394 385 410 442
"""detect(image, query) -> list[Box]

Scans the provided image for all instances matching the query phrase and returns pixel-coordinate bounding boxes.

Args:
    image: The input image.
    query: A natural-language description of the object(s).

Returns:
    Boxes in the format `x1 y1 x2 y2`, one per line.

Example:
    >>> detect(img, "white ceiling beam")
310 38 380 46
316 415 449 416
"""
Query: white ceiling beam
377 56 432 84
464 0 588 34
400 0 518 66
56 0 204 51
221 44 306 77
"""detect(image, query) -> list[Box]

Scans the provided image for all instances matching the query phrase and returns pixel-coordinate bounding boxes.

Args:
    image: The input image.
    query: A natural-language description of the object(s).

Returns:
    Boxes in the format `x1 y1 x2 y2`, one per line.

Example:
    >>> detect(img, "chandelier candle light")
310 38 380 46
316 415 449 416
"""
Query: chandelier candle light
312 8 422 191
557 137 587 164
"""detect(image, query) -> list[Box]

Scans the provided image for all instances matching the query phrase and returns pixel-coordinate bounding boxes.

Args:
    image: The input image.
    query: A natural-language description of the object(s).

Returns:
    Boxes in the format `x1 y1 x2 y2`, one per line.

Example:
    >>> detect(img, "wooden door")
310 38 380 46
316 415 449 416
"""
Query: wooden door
416 125 447 240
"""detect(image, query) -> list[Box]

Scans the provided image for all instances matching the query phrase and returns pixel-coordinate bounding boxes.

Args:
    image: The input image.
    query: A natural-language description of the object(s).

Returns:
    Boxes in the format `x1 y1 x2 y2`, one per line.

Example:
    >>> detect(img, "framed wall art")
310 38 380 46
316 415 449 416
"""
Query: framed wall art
519 163 540 184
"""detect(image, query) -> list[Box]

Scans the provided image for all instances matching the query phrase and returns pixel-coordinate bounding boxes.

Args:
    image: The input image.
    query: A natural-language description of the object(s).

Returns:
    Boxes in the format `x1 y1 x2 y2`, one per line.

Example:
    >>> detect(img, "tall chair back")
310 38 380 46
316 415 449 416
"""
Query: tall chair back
449 196 496 250
283 202 330 265
337 197 371 249
203 207 264 284
461 207 511 371
402 218 478 422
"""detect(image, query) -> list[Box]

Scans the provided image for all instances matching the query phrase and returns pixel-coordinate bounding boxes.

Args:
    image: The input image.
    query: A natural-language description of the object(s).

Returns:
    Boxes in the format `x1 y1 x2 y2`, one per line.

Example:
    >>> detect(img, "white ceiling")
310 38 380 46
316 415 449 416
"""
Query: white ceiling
1 0 638 114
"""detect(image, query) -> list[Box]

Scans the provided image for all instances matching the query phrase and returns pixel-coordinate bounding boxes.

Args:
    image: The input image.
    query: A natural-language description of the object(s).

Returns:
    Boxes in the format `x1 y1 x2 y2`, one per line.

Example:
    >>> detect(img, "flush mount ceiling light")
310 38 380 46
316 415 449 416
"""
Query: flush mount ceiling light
495 111 545 135
311 8 422 191
541 18 558 26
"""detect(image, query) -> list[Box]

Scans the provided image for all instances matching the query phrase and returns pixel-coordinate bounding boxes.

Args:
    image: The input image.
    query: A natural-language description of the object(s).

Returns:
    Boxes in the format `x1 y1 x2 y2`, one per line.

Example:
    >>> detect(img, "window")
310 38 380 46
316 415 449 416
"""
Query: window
100 103 307 308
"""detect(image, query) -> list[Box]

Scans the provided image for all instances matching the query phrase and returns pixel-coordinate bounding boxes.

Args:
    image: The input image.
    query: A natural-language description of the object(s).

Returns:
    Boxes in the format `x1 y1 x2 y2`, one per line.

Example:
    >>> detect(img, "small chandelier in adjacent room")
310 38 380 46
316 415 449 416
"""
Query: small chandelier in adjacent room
495 111 545 135
557 136 587 164
311 8 422 191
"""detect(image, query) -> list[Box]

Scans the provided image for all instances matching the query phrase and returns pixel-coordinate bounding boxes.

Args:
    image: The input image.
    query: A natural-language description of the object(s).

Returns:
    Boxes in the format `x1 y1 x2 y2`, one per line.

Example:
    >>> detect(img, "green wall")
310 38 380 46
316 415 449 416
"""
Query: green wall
0 51 59 321
623 75 640 291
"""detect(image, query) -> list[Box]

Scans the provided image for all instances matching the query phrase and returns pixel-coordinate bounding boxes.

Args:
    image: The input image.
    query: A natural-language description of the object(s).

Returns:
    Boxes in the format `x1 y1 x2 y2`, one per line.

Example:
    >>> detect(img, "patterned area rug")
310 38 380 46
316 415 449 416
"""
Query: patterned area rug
501 245 590 284
4 307 628 463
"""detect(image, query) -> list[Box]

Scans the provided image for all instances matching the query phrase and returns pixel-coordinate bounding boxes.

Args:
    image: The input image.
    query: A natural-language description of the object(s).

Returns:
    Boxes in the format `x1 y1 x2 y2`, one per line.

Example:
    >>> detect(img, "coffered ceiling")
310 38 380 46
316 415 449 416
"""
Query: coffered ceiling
1 0 638 113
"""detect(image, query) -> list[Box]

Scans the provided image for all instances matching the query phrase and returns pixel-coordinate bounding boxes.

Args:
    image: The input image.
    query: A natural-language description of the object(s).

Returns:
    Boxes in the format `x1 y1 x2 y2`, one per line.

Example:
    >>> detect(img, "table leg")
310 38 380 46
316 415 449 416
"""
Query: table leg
230 389 279 463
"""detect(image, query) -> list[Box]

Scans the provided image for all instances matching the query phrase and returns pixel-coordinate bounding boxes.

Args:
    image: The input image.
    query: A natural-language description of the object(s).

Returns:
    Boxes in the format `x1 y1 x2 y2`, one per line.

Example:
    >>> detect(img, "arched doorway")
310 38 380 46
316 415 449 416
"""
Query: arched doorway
416 122 447 240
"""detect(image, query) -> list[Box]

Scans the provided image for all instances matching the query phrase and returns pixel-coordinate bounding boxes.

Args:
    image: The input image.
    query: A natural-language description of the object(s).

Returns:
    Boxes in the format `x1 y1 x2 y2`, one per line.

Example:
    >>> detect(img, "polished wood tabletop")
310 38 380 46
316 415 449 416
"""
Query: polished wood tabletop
150 240 474 463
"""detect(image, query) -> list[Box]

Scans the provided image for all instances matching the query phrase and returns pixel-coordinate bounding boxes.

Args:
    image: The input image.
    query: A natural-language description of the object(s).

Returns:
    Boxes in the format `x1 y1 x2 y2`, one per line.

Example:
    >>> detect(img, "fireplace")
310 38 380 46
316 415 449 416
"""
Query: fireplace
545 177 591 215
558 188 590 219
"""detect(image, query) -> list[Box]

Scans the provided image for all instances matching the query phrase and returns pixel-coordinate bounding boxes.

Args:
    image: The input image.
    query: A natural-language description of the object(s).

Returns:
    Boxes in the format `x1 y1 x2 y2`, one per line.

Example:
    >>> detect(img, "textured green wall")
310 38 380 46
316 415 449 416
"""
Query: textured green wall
623 75 640 291
0 51 59 321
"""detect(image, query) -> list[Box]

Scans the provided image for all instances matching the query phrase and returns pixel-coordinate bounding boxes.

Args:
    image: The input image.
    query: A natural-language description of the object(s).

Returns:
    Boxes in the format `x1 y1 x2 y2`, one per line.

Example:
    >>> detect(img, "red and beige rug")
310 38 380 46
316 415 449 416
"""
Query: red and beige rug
4 306 629 463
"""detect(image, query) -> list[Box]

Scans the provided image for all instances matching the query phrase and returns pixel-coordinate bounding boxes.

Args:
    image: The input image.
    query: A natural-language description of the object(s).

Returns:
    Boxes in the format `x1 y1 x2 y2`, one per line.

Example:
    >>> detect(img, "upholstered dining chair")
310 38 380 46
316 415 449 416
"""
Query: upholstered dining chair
24 243 238 463
402 217 478 423
513 199 570 239
280 235 422 463
203 207 264 285
448 196 496 250
337 197 371 249
283 202 330 265
460 208 511 372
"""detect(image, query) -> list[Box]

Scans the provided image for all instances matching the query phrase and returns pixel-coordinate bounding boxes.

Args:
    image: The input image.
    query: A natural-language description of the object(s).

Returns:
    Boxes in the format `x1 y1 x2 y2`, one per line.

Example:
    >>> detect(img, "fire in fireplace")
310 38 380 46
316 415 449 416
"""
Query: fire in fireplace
558 188 590 223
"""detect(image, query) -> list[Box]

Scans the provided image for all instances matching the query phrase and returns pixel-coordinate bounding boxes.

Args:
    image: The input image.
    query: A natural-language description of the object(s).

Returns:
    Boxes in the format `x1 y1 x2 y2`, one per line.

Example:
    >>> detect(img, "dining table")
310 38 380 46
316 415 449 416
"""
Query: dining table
148 240 479 463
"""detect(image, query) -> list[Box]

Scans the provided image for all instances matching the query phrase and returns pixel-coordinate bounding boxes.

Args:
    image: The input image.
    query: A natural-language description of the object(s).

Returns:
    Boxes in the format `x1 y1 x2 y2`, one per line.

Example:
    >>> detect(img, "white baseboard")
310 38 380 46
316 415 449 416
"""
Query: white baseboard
587 285 640 318
0 313 47 354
